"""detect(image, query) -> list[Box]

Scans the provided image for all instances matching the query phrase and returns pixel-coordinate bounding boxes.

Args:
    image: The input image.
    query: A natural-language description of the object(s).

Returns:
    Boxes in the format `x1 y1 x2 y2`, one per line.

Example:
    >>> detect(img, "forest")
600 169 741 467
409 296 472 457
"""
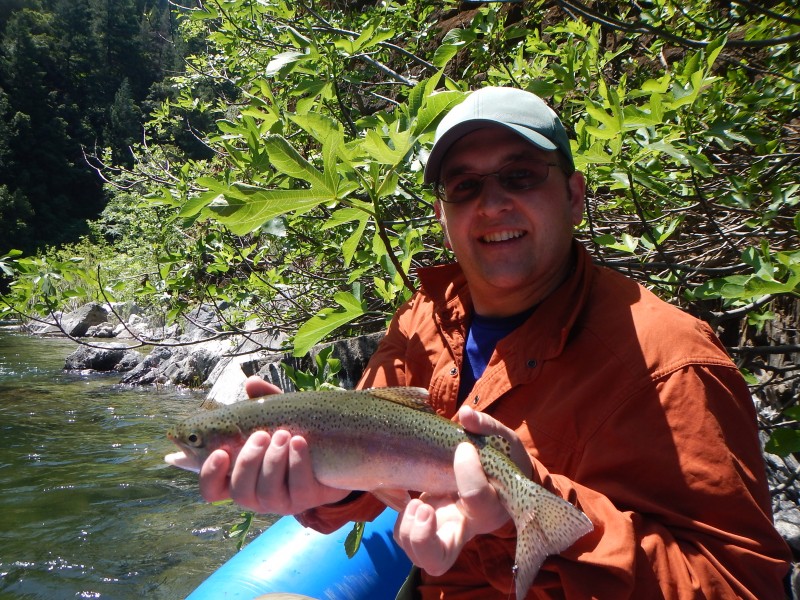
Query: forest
0 0 798 453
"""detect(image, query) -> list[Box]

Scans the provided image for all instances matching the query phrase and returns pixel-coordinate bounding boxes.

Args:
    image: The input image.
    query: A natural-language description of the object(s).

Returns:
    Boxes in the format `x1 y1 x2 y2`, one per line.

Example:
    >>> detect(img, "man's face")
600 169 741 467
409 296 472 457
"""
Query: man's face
434 126 585 317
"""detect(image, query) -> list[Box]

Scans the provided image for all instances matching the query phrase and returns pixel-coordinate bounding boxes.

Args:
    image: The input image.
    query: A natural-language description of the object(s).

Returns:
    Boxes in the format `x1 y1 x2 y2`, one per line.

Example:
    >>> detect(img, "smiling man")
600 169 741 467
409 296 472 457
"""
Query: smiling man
198 87 791 599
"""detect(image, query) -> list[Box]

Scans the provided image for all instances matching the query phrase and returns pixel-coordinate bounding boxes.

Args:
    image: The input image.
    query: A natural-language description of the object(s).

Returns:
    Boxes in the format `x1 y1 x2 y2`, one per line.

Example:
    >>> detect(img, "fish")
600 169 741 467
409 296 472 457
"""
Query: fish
165 387 593 598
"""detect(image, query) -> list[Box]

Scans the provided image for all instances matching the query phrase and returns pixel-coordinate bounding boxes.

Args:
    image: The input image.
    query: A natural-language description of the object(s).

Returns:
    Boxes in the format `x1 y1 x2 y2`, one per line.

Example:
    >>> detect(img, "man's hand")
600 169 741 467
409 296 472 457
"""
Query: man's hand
197 376 350 514
393 405 531 576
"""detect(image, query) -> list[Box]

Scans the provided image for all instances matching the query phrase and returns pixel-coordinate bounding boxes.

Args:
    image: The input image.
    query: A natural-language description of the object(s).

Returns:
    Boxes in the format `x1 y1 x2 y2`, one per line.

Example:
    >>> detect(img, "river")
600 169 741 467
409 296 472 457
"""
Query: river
0 326 272 599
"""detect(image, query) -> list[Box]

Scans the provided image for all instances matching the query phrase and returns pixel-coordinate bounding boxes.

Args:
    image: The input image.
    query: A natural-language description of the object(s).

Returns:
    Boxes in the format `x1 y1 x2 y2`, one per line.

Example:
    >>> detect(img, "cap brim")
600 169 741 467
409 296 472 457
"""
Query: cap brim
423 120 559 185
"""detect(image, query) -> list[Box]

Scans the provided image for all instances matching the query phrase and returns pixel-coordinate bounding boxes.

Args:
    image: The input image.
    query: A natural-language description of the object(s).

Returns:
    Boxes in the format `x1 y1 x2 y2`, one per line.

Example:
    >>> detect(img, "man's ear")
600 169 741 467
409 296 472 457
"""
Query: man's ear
434 200 452 249
567 171 586 226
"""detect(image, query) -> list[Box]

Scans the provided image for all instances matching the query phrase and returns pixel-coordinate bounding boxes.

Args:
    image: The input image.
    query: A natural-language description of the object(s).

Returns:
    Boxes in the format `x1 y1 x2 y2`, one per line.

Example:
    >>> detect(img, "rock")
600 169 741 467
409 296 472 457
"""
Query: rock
26 303 108 337
25 311 64 336
118 326 384 399
106 301 142 322
59 302 108 337
113 315 180 341
64 343 144 372
205 328 287 405
774 499 800 552
86 322 116 338
182 303 230 342
120 345 176 385
119 338 230 387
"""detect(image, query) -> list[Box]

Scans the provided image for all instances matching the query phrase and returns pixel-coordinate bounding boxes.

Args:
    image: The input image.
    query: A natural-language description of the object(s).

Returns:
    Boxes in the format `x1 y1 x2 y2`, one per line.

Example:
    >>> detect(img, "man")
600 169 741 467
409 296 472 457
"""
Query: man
199 87 791 598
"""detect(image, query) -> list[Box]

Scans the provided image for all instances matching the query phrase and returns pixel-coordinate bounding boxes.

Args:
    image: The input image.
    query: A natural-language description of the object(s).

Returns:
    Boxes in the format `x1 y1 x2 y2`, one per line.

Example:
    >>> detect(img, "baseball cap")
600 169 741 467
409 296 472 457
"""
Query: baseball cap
423 86 575 185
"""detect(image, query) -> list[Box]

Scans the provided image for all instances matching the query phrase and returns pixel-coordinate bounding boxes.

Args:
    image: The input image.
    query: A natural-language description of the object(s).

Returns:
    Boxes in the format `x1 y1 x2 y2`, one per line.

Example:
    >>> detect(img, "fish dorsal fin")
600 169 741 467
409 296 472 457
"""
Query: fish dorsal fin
365 386 435 413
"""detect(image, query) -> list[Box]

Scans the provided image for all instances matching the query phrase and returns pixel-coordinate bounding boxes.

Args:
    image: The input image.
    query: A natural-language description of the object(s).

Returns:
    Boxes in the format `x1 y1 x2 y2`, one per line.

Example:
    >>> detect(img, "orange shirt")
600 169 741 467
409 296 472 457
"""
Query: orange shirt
299 242 790 599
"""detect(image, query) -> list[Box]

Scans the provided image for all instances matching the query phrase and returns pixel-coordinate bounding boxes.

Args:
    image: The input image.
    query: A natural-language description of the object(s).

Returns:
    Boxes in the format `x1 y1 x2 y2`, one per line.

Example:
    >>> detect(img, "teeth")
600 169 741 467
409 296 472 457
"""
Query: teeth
482 231 525 243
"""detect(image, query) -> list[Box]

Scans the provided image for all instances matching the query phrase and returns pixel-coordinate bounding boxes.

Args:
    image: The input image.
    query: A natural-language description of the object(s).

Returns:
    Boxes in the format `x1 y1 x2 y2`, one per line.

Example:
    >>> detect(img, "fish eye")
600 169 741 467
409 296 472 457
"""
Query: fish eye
187 433 203 447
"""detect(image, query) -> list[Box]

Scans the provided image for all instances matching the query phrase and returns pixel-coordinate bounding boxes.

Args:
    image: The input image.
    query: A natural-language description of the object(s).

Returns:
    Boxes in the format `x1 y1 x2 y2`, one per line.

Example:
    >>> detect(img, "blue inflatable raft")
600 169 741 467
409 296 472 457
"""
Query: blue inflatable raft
186 508 411 600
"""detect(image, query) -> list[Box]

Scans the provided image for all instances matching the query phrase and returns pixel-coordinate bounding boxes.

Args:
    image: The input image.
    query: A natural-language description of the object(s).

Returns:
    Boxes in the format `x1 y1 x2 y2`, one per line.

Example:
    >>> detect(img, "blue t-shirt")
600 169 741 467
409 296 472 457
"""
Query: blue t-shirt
457 307 536 404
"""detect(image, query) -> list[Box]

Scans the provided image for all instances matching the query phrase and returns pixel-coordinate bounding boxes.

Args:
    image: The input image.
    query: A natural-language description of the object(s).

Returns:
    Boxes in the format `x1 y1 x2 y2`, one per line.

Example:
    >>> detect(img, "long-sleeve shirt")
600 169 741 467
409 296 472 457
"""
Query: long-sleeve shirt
298 242 791 599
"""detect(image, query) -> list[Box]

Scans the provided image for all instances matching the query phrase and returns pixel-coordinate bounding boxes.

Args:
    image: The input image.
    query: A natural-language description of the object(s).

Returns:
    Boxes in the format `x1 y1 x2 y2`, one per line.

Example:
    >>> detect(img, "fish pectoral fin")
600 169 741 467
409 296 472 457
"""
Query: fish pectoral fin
372 488 412 512
364 387 435 413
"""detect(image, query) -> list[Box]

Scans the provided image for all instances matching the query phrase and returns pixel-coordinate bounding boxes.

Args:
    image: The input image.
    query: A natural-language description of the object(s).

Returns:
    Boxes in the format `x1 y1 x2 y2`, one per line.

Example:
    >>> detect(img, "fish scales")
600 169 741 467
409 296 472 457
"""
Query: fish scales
166 387 593 598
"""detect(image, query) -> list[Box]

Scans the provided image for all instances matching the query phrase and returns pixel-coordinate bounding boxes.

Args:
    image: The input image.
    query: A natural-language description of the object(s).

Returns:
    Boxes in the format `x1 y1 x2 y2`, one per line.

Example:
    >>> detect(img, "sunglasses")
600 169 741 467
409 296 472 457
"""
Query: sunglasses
434 160 561 204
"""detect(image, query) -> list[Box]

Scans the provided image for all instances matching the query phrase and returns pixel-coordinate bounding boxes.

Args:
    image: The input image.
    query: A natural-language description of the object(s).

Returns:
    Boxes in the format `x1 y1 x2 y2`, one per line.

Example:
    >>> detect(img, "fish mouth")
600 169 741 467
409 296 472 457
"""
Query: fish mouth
480 230 526 243
164 450 202 474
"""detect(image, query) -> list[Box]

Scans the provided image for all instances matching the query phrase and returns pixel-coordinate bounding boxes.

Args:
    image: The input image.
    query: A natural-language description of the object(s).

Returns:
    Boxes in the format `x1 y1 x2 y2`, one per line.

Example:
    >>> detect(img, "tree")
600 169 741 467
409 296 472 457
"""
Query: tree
0 0 187 255
106 78 142 166
2 0 798 453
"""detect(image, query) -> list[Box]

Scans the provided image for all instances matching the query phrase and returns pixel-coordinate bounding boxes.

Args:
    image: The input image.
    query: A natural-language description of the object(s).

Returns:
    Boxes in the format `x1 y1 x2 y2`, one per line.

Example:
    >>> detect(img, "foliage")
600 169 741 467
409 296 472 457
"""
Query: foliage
1 0 798 450
227 509 255 552
0 0 184 255
282 346 344 391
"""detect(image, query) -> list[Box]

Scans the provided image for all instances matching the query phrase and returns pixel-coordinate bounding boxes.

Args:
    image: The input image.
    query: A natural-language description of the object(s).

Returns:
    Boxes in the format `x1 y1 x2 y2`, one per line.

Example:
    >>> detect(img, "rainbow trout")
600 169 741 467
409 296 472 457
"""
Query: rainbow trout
165 387 593 597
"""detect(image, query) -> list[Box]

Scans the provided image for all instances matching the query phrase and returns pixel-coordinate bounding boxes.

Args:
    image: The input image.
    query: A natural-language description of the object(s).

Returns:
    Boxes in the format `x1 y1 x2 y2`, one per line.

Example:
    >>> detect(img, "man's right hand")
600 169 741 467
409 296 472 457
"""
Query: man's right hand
197 376 351 514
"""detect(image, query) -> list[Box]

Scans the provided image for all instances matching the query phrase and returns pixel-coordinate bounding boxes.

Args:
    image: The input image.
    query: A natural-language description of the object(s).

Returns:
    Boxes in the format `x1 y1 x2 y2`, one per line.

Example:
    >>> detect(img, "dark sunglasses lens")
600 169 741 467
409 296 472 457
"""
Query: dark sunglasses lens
499 163 549 190
444 177 481 203
440 162 552 203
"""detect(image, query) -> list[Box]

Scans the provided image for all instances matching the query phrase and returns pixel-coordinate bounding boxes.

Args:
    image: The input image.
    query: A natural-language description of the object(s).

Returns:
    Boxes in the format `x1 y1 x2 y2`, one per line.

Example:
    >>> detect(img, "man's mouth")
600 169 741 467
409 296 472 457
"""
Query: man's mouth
480 230 526 243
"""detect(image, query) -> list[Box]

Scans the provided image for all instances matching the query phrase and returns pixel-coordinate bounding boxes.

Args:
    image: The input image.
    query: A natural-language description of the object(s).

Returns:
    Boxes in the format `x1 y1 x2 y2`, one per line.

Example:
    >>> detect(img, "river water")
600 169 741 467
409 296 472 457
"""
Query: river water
0 326 272 599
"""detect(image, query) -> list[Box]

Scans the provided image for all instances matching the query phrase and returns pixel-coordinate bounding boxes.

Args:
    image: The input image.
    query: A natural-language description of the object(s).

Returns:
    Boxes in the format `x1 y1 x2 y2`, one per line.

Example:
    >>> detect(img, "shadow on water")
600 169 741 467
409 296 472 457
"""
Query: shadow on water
0 328 270 599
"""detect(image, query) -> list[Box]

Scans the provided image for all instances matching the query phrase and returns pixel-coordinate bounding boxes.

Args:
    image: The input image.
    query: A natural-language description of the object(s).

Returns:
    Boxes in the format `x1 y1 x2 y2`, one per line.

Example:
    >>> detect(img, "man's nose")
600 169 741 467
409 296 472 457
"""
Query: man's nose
476 175 514 214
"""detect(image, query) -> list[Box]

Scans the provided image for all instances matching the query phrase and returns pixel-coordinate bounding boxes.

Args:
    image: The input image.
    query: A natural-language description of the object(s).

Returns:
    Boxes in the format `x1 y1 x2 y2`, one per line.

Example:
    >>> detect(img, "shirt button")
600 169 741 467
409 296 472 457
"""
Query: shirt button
450 367 458 376
527 359 538 368
472 395 480 405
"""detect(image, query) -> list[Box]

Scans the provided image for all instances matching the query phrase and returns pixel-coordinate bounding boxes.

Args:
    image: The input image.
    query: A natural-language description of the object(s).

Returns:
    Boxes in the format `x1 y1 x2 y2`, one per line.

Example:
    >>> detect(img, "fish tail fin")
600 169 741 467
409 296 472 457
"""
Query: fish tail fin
507 483 593 598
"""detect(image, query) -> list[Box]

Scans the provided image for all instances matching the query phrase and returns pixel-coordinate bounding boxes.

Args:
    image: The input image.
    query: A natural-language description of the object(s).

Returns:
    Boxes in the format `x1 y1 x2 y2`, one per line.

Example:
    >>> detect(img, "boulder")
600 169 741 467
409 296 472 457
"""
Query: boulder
119 338 230 387
86 322 116 338
205 328 287 405
26 303 108 337
25 311 63 336
59 302 108 337
64 343 144 372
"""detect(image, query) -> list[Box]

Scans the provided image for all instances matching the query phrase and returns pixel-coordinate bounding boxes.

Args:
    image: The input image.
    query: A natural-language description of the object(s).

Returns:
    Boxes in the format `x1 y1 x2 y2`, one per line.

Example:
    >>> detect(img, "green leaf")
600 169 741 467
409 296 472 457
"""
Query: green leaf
323 207 371 267
345 521 366 558
228 511 254 551
765 427 800 457
206 187 335 235
431 29 477 68
412 89 464 137
293 292 366 356
264 135 330 191
363 130 406 165
266 51 306 76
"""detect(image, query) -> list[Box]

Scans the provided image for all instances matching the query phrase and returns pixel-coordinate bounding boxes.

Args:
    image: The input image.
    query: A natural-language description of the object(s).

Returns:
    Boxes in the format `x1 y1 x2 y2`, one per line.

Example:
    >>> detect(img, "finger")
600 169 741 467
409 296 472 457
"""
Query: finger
408 503 457 576
394 498 423 552
244 376 283 399
199 449 231 502
454 442 509 535
456 405 508 437
457 407 532 478
286 435 324 510
226 430 278 512
250 429 293 513
454 442 494 507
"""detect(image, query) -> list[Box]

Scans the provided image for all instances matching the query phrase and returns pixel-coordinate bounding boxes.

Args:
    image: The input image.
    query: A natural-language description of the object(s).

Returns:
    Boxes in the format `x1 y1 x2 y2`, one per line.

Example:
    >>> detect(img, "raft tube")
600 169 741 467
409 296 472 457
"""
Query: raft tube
186 508 411 600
